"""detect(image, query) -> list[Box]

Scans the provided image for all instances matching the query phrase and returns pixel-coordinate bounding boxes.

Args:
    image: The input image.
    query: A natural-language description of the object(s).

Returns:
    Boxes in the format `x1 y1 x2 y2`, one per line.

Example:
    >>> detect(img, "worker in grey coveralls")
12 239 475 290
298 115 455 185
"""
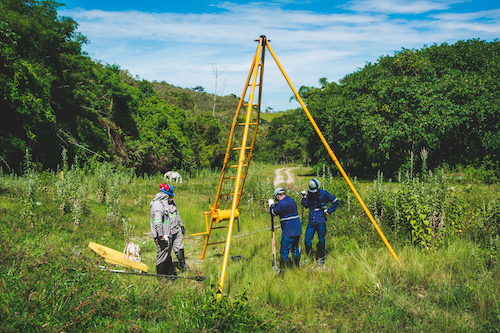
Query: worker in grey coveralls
150 184 175 279
164 185 189 271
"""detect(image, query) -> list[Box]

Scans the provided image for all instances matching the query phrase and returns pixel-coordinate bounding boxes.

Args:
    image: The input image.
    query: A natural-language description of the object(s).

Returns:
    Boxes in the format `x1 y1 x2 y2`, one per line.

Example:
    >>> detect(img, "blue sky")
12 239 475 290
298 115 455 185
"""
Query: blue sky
59 0 500 112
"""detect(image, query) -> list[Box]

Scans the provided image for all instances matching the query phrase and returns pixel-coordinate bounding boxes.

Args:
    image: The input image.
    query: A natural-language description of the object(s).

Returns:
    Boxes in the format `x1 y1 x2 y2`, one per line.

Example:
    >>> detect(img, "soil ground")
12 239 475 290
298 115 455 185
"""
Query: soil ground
273 167 298 190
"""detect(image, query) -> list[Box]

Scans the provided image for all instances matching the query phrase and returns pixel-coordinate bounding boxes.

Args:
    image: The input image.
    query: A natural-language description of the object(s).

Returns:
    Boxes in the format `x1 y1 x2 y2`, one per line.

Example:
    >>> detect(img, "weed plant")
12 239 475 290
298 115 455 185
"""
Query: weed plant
20 149 38 229
1 155 499 332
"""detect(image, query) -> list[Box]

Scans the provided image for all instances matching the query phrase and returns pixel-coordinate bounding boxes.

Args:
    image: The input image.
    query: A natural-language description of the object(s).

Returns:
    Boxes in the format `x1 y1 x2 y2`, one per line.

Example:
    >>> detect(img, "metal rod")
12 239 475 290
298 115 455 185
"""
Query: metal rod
108 269 206 281
271 214 277 269
217 36 265 300
265 40 402 267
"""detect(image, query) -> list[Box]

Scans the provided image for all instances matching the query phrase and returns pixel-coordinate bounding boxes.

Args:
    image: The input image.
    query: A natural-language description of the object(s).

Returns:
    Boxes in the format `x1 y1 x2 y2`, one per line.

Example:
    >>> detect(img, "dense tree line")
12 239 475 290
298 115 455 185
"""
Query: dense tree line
258 39 500 178
0 0 232 174
2 1 499 178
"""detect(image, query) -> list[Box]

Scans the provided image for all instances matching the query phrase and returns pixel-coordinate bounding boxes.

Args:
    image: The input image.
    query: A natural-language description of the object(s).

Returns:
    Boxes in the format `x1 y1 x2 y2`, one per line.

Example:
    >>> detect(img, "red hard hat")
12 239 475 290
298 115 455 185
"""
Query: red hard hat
159 183 174 196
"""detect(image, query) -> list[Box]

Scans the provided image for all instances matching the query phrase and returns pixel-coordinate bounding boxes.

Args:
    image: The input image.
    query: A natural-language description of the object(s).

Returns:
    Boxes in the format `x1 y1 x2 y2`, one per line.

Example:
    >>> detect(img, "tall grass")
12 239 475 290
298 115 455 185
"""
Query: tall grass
1 155 499 332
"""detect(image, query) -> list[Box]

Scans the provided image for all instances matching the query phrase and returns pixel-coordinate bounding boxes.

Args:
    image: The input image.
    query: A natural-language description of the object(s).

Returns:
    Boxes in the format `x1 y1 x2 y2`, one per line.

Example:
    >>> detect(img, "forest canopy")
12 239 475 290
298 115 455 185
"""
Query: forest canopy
257 39 500 178
1 0 499 179
0 0 230 174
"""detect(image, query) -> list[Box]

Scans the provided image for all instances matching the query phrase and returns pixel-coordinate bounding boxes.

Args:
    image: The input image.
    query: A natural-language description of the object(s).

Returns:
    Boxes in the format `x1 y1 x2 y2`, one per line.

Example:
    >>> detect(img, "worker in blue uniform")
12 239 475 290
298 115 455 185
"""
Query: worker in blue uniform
269 187 302 269
301 178 339 266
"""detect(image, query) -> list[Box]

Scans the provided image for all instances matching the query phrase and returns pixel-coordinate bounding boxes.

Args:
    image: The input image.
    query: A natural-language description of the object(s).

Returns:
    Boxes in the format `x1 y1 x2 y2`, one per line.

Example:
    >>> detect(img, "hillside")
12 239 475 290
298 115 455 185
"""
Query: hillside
0 1 243 174
1 1 499 181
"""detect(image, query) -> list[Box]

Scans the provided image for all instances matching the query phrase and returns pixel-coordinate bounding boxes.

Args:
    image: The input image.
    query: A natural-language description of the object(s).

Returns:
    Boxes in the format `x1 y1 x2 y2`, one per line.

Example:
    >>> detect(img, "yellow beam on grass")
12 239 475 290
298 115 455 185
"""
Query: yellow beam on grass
88 241 148 273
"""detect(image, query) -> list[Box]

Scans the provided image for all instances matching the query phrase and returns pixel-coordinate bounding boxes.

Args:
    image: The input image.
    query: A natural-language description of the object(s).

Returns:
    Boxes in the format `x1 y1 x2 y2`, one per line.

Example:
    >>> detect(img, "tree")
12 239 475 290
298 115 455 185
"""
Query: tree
192 86 205 92
297 40 500 176
0 0 95 170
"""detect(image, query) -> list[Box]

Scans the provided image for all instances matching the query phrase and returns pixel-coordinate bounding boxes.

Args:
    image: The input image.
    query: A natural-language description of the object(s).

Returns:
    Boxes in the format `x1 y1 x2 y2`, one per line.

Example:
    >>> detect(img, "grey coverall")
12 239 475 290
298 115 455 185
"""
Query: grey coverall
166 199 185 253
150 192 173 276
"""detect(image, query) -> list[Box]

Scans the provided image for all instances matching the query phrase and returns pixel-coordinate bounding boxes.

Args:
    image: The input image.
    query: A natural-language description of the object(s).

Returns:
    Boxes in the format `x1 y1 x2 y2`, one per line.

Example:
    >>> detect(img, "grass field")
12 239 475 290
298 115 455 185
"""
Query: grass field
1 160 499 332
260 111 287 123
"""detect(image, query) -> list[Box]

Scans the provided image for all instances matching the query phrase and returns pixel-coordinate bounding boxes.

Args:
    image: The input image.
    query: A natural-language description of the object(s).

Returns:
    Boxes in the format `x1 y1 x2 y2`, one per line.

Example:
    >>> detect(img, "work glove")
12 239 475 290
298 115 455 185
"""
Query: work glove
301 190 307 199
181 226 185 235
268 198 275 207
324 209 329 216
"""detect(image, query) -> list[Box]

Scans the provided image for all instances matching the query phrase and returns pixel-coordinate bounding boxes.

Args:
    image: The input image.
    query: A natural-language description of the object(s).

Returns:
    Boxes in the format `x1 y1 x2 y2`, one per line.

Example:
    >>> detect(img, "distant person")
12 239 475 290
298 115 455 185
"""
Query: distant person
164 185 190 271
301 178 339 266
150 184 175 279
268 187 302 269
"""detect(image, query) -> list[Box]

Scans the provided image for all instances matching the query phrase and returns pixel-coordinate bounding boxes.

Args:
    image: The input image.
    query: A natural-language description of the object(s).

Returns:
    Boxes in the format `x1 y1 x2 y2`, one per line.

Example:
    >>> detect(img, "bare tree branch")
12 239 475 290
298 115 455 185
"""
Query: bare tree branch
56 128 105 159
212 63 227 117
0 156 11 172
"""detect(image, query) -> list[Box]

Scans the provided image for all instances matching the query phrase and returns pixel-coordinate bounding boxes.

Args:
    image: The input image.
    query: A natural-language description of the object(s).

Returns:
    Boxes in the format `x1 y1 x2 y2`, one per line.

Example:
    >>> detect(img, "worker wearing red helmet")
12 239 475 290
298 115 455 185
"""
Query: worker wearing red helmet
150 183 175 279
163 185 189 271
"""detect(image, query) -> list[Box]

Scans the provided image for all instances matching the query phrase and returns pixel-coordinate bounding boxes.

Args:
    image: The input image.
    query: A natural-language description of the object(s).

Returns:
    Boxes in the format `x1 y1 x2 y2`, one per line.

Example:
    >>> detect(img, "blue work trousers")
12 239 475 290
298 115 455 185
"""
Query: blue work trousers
280 236 300 261
304 223 326 247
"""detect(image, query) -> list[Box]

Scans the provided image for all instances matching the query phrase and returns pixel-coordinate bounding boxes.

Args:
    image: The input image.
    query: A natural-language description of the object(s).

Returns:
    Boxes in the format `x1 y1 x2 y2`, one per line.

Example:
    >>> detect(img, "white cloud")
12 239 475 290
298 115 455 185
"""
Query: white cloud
431 7 500 20
342 0 467 14
60 1 500 111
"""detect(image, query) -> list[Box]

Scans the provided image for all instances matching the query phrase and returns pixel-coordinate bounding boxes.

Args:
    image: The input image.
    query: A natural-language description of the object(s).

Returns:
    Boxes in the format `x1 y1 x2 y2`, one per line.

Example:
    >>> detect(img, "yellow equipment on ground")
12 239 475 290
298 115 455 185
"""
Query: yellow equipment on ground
88 241 148 273
193 35 401 300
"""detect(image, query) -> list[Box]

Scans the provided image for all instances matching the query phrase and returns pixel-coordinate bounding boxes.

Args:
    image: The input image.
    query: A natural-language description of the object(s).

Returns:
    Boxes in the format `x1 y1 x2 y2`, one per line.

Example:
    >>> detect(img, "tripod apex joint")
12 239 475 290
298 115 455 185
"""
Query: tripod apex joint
255 35 270 42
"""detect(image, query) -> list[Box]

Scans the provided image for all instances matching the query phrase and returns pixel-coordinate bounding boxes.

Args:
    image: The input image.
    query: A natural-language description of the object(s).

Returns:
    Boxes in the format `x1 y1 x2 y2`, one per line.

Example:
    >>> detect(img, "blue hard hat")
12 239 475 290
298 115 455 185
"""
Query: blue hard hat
160 184 175 196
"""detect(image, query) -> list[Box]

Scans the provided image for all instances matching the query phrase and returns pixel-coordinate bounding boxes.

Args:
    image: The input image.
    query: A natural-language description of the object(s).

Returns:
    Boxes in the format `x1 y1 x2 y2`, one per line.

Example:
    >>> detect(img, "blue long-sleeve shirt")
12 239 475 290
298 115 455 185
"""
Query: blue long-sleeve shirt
301 189 338 225
270 195 302 237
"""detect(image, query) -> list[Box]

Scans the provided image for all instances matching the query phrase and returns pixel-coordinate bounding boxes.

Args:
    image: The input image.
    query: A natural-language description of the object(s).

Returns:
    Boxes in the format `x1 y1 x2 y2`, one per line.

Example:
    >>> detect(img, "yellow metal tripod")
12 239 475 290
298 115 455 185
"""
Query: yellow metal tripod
191 36 268 296
193 35 401 300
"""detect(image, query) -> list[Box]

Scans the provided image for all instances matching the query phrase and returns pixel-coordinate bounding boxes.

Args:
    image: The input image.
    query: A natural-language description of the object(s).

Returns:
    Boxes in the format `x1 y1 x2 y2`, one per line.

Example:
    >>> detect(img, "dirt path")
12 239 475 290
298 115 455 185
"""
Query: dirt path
273 167 298 189
182 166 300 271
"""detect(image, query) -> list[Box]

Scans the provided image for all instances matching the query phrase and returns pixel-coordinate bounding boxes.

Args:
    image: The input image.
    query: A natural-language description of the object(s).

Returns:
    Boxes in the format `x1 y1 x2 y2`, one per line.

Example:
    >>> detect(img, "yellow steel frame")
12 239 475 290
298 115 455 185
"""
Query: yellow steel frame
191 36 267 296
265 42 402 269
193 35 401 300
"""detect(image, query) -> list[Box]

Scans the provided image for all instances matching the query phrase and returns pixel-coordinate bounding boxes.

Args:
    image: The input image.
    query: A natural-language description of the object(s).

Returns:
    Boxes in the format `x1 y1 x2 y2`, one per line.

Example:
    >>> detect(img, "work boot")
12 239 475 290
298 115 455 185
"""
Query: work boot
317 243 326 267
278 257 285 275
177 249 190 271
156 261 168 281
293 255 300 269
166 256 177 280
279 257 291 272
304 244 313 263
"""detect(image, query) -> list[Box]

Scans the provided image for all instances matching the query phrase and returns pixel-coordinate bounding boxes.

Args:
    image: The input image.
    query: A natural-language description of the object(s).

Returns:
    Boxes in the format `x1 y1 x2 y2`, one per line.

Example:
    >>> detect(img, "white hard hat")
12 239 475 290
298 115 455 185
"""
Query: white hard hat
273 187 285 200
308 178 320 193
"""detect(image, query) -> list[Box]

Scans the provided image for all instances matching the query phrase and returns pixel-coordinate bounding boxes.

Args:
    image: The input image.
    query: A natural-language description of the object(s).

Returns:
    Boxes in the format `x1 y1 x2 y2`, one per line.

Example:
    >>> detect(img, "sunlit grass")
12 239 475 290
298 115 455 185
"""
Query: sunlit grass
1 160 500 332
